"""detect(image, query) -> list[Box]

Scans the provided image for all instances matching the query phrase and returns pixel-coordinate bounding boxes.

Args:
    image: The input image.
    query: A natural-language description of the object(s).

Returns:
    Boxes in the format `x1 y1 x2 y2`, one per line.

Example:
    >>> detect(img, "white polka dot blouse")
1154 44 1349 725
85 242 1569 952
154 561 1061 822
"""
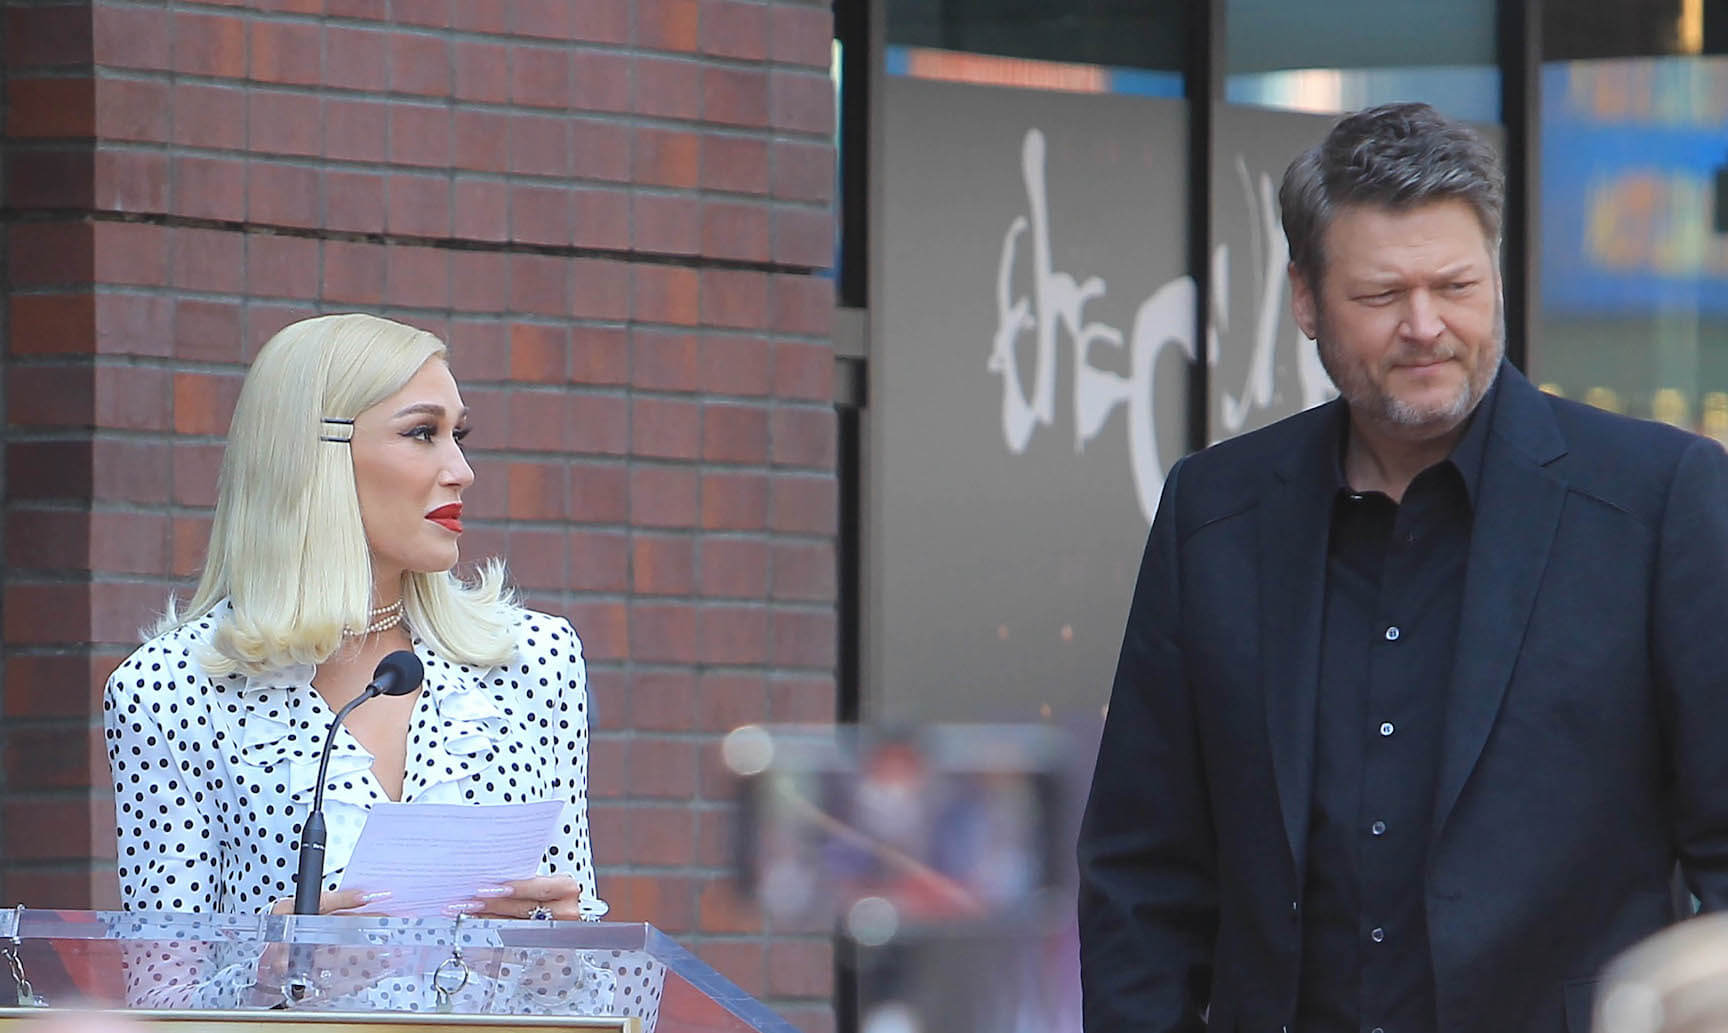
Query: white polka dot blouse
102 601 608 919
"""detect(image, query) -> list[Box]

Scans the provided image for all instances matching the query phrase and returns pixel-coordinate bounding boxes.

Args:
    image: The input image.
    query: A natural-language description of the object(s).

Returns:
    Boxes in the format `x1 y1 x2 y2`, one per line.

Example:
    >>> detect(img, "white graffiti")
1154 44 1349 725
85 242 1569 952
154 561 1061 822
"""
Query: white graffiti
1212 158 1337 440
988 128 1334 524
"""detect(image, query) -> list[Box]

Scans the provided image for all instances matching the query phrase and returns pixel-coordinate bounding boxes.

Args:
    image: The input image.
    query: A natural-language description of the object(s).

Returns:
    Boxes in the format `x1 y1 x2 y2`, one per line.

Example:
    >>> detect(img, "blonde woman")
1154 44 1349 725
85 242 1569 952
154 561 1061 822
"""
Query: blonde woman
103 313 604 922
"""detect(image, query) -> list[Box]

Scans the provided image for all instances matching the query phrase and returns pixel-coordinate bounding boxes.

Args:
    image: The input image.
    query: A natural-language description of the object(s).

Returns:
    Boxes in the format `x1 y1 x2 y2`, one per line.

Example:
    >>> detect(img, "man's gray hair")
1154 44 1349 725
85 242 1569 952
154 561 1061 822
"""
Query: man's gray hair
1279 102 1505 289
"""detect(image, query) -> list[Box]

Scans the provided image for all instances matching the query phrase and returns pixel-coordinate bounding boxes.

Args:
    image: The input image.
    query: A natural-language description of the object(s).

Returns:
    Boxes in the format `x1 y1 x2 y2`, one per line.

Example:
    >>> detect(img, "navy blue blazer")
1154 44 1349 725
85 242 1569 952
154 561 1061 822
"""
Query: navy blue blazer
1078 362 1728 1033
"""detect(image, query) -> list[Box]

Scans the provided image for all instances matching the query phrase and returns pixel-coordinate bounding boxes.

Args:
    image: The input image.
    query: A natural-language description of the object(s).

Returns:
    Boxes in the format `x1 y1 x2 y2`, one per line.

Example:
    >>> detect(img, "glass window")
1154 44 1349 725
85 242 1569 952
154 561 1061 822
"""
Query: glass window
1225 0 1499 121
1533 2 1728 441
887 0 1186 82
871 2 1191 723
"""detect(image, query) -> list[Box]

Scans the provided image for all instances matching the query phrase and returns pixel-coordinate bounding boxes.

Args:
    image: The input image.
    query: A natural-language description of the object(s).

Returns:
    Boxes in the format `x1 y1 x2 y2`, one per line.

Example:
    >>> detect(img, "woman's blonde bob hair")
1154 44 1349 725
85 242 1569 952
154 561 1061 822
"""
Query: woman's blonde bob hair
158 313 518 676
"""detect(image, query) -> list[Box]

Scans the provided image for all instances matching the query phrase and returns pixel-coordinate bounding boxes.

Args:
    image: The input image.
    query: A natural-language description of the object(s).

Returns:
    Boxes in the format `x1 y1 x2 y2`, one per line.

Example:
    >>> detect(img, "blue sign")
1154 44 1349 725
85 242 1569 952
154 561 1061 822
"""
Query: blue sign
1540 58 1728 315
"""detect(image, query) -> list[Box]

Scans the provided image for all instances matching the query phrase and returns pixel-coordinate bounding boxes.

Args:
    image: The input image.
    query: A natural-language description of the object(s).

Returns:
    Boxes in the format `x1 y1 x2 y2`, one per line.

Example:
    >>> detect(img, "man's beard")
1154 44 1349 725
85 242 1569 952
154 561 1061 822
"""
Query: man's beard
1315 302 1505 434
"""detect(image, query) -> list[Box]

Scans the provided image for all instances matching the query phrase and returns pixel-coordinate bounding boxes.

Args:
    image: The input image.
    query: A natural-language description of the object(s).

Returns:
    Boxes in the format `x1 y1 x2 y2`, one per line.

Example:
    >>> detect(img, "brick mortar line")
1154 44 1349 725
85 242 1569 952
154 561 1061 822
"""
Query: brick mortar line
0 553 840 573
14 322 837 356
1 342 840 372
9 429 845 474
20 64 839 144
0 355 841 410
9 120 835 153
1 429 840 463
41 497 839 535
0 507 840 543
4 304 838 353
5 573 843 611
3 285 840 342
6 652 838 678
77 58 834 88
108 0 836 67
1 504 839 531
76 49 838 84
16 130 837 210
2 207 829 276
11 129 839 167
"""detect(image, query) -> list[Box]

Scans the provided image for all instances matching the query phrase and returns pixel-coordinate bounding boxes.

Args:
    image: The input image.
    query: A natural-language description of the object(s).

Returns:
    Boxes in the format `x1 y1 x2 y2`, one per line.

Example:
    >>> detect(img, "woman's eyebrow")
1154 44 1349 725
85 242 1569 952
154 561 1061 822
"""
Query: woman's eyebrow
390 402 471 419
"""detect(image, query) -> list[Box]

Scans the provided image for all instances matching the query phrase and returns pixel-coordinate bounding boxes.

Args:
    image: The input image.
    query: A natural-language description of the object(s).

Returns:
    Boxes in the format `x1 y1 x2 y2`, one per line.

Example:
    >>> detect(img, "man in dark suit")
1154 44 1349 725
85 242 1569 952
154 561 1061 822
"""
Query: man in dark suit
1077 102 1728 1033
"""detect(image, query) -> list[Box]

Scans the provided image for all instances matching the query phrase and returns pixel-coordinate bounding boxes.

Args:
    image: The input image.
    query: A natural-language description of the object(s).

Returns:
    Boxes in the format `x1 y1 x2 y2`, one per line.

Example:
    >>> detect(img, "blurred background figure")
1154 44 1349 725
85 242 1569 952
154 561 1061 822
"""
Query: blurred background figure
1596 912 1728 1033
728 723 1083 1033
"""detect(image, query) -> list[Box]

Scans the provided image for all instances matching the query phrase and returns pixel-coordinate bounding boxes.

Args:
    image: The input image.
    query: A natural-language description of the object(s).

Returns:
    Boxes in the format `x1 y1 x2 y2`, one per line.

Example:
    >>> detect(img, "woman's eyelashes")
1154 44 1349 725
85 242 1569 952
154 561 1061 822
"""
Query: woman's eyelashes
402 422 472 443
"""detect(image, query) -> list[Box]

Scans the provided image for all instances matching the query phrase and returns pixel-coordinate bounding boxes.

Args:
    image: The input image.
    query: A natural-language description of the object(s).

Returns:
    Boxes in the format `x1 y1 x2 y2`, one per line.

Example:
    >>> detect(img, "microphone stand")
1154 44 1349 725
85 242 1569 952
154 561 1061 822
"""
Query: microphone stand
281 650 423 1005
281 688 382 1006
293 688 383 916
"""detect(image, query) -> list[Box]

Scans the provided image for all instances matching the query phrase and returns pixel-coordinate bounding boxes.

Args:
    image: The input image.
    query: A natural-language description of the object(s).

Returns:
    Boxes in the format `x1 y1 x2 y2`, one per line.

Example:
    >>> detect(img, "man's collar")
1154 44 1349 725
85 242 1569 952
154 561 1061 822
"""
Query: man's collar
1447 364 1501 505
1328 363 1503 504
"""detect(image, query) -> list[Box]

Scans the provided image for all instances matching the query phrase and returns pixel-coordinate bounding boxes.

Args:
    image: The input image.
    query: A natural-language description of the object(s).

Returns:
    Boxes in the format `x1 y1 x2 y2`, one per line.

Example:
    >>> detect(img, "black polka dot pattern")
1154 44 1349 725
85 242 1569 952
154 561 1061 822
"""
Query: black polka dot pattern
103 602 607 920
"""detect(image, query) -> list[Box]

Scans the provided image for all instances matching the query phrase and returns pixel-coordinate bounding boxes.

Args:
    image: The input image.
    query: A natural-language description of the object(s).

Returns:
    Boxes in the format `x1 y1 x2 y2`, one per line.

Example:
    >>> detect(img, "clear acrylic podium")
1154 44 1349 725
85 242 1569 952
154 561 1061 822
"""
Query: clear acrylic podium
0 908 803 1033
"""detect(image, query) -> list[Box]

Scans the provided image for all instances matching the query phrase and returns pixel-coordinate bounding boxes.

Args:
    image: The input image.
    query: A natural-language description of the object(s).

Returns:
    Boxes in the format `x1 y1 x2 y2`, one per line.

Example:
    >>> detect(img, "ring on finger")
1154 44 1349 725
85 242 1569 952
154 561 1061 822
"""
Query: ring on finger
527 905 553 921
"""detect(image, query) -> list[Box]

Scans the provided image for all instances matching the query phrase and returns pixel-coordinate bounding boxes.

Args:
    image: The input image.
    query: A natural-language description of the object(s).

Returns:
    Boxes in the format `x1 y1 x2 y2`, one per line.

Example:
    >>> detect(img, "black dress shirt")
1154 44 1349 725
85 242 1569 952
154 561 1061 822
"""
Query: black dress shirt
1295 384 1497 1033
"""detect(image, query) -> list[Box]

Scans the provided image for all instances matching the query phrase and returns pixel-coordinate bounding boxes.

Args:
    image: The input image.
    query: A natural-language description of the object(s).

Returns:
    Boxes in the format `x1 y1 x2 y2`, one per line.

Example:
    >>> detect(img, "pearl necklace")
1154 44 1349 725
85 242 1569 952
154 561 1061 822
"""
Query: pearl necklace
355 599 404 637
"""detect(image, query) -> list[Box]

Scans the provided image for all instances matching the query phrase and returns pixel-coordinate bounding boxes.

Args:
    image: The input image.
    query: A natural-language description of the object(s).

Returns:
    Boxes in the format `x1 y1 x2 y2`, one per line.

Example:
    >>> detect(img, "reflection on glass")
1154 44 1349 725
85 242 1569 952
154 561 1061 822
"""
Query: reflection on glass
884 45 1183 97
1535 54 1728 432
1224 0 1498 119
1225 67 1499 123
885 0 1187 78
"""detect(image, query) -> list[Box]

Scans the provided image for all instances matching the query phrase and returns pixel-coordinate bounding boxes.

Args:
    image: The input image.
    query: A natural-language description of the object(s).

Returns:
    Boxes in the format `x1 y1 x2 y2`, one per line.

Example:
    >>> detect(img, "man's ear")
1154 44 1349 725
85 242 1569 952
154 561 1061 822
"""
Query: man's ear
1289 262 1318 340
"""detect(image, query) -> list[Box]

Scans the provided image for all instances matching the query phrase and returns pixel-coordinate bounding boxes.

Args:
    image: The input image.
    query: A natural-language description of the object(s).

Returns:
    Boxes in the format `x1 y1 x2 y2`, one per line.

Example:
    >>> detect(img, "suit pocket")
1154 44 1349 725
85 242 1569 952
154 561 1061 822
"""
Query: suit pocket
1564 977 1597 1033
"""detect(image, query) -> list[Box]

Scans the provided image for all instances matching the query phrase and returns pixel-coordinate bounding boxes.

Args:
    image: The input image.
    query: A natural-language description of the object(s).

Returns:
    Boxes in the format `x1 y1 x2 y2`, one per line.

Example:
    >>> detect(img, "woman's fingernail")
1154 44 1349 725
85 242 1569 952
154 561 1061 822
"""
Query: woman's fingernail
443 901 483 915
362 891 394 903
473 886 512 898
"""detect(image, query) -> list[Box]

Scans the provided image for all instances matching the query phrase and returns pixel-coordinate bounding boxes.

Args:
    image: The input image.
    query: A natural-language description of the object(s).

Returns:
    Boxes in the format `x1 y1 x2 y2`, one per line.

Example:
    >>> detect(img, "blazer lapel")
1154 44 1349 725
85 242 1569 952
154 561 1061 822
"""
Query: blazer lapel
1261 400 1345 879
1430 367 1568 841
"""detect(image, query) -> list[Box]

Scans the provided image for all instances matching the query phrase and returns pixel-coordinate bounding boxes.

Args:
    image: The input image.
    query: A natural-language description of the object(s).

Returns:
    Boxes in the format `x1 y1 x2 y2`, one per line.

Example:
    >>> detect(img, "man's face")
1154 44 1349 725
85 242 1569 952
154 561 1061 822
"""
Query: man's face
1290 198 1504 439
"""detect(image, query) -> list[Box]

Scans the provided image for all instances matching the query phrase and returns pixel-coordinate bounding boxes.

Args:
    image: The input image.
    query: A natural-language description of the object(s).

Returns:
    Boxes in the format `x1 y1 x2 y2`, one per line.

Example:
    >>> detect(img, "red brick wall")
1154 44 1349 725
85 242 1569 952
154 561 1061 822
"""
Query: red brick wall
1 2 838 1028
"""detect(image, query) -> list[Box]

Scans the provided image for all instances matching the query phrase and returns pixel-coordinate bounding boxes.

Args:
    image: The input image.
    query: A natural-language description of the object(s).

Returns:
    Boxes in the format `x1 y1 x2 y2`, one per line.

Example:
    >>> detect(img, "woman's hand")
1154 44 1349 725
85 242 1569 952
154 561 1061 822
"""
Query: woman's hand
268 889 394 915
453 876 585 920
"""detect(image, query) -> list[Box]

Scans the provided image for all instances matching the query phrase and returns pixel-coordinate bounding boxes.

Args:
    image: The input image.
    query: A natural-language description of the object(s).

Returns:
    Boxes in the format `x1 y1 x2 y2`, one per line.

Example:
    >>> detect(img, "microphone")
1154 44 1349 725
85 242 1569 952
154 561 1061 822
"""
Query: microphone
292 650 425 915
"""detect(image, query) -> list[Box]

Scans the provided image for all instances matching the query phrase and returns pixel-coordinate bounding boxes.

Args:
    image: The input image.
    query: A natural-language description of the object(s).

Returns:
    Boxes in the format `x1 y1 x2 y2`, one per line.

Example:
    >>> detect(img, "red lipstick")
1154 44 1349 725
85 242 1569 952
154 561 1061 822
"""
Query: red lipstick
426 502 463 534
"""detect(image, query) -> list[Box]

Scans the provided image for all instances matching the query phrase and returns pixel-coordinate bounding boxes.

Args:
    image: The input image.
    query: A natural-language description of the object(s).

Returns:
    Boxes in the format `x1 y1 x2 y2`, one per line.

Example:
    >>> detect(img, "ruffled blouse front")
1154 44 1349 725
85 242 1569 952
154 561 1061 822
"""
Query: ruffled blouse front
103 603 607 920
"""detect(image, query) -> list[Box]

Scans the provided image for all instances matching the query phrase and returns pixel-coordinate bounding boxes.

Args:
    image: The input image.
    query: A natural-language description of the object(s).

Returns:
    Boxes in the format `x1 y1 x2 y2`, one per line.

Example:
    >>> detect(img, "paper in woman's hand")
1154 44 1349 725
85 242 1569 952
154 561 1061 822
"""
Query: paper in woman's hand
336 800 563 916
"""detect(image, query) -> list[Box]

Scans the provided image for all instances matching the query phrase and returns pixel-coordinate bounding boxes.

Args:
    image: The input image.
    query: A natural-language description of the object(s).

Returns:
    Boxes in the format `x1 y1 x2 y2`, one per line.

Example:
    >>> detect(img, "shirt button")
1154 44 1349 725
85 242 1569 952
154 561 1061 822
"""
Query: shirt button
1371 820 1386 836
1371 927 1386 943
1384 626 1401 641
1380 722 1395 736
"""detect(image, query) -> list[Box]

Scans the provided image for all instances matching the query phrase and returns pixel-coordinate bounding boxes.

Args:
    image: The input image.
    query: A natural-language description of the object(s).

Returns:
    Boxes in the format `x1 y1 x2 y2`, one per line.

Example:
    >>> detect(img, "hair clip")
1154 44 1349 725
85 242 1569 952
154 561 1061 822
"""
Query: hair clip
319 417 354 444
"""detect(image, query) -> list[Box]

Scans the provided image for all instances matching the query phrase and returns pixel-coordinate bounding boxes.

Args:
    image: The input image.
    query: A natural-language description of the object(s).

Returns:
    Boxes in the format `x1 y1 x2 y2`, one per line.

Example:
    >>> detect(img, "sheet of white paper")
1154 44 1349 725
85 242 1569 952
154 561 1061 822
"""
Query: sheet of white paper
337 800 563 917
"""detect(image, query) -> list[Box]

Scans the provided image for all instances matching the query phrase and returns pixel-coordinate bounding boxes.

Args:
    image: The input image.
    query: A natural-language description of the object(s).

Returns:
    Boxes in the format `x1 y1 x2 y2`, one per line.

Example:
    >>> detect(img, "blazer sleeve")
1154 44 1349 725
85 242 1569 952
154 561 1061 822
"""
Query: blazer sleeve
1077 457 1217 1033
540 617 609 920
1652 436 1728 908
